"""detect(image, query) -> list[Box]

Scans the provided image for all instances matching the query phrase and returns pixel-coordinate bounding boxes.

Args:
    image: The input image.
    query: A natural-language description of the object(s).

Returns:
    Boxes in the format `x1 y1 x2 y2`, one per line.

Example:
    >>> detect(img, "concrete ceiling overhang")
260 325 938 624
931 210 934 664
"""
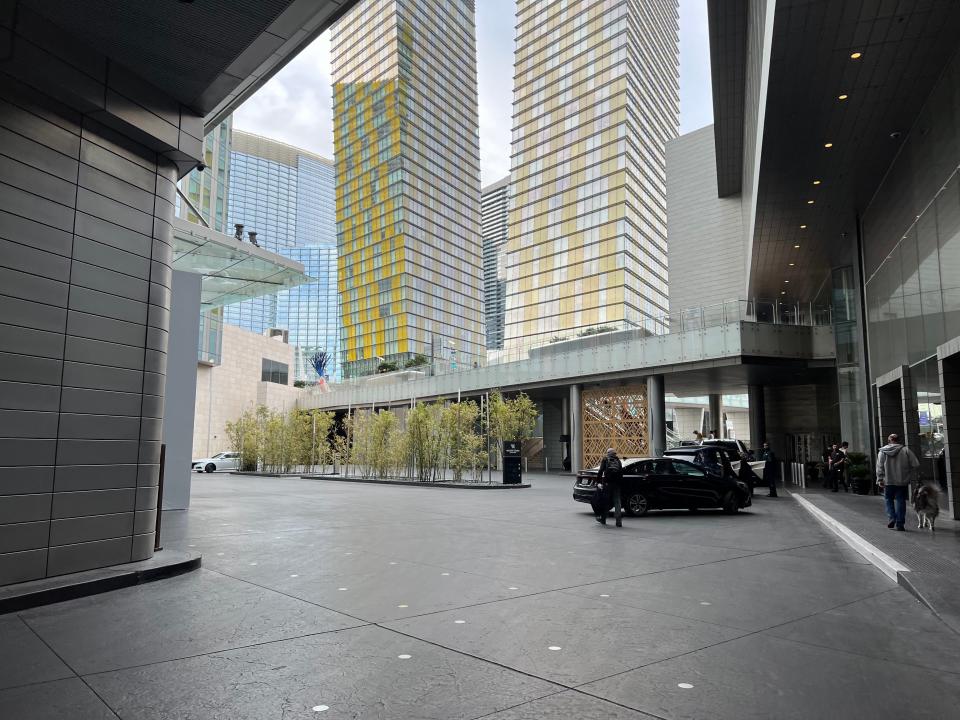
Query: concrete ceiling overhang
16 0 358 131
707 0 747 198
745 0 960 301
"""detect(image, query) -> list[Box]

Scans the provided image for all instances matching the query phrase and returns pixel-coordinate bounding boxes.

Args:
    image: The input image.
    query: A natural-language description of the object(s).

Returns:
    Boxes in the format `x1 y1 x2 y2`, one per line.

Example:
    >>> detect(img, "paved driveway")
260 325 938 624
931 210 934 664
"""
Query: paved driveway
3 473 959 719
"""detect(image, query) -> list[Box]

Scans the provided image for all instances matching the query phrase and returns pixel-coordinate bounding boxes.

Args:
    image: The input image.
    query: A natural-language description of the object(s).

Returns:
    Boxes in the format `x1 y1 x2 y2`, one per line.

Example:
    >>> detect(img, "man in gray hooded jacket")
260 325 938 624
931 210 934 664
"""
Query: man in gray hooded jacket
876 433 920 531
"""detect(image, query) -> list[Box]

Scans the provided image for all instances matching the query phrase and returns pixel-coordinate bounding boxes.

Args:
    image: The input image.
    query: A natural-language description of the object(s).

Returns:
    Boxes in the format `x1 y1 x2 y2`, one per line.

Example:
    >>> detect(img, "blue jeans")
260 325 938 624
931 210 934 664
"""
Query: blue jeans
884 485 908 527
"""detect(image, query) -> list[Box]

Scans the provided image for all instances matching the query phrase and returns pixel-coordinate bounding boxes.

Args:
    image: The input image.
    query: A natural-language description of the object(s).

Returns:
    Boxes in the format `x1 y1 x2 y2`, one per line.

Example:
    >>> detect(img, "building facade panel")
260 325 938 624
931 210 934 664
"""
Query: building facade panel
505 0 680 348
665 125 745 316
225 131 340 382
332 0 485 377
0 77 186 583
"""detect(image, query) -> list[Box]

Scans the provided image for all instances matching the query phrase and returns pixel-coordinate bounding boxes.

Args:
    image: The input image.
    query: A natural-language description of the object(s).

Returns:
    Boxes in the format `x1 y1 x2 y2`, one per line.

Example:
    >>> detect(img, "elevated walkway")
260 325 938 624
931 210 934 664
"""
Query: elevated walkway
305 320 835 410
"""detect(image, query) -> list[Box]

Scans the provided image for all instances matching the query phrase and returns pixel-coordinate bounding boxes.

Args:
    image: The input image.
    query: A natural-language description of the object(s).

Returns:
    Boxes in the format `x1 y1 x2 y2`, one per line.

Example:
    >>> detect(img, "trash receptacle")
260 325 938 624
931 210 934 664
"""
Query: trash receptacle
503 440 522 484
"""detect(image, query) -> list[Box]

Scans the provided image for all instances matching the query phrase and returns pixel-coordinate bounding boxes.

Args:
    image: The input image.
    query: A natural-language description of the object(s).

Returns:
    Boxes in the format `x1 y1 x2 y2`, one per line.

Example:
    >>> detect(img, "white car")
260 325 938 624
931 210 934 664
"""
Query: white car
192 452 241 473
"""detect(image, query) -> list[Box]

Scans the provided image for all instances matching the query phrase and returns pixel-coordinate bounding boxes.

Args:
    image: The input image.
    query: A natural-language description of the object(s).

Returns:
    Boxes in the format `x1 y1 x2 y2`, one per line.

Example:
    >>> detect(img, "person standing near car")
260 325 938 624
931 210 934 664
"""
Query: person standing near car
594 448 624 527
759 442 779 497
829 443 848 492
877 433 919 531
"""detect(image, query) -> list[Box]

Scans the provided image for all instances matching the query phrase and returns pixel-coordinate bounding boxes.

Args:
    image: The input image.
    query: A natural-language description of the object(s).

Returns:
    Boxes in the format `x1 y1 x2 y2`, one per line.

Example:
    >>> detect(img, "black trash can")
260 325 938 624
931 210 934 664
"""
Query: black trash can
502 440 522 484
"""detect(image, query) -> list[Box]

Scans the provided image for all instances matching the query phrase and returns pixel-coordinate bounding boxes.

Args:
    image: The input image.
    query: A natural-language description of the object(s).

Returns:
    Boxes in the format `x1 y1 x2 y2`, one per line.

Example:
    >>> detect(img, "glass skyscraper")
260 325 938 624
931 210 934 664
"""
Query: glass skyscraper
482 175 510 350
504 0 679 347
331 0 485 377
225 130 340 382
177 115 232 233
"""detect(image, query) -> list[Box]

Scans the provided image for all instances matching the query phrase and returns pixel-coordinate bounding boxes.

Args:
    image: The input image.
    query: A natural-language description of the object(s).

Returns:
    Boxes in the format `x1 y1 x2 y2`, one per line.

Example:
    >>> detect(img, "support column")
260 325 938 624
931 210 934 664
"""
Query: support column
569 384 583 473
938 346 960 519
748 385 766 450
161 271 202 510
647 375 666 457
708 394 723 439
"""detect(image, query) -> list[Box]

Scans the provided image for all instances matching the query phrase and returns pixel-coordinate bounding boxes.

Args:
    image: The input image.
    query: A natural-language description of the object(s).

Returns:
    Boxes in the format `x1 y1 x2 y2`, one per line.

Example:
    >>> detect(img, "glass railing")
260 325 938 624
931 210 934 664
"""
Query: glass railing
308 298 832 395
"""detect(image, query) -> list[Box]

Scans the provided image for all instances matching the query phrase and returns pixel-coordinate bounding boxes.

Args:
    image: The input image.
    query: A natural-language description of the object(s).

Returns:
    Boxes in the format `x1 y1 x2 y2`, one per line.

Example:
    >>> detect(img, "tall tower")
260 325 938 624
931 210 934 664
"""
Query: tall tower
505 0 679 347
482 176 510 350
225 131 340 381
332 0 485 377
177 115 232 233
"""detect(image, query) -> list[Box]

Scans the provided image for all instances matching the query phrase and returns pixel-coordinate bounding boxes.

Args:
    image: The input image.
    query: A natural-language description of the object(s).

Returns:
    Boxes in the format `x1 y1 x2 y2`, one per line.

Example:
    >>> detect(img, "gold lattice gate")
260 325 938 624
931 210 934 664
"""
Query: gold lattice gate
582 384 648 467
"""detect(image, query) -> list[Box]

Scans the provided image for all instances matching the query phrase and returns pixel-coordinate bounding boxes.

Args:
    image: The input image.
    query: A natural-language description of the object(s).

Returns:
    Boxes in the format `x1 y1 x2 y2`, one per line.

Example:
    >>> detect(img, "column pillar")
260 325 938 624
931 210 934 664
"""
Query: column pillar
938 348 960 519
647 375 666 457
569 384 583 472
748 385 766 450
708 393 722 439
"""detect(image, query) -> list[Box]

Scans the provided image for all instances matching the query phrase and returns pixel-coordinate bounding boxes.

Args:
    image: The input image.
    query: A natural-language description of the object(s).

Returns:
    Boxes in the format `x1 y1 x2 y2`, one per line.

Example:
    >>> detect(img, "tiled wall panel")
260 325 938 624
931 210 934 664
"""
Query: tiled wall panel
0 83 175 585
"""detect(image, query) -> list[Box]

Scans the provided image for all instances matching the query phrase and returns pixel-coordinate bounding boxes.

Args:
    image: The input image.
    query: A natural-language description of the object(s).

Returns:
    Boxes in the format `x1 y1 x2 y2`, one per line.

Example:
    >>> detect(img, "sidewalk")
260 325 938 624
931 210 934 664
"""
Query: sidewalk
791 483 960 636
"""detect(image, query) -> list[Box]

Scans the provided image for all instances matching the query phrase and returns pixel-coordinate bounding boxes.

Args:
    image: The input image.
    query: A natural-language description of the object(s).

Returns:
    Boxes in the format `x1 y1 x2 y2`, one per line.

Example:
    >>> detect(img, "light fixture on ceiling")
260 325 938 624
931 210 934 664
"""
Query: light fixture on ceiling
781 291 786 295
838 94 848 101
850 51 862 59
794 244 801 249
813 180 821 185
789 262 795 266
784 280 790 284
824 142 833 148
800 224 807 229
807 200 815 205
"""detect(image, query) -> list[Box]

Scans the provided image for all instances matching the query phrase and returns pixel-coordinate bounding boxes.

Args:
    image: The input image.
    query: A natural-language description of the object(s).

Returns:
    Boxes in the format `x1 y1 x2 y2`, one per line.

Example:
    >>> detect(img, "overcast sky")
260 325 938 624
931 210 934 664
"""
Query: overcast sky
234 1 713 187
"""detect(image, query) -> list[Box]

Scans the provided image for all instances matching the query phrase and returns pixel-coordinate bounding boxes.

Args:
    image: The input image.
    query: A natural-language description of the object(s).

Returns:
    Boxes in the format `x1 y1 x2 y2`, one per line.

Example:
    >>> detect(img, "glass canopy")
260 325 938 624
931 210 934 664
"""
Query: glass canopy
171 217 312 308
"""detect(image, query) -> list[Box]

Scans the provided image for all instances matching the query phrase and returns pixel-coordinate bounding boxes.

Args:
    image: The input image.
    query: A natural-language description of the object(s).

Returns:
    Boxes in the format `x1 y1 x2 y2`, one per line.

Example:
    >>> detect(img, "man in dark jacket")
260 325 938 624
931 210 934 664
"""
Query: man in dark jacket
759 442 780 497
594 448 624 527
876 433 920 531
829 444 849 492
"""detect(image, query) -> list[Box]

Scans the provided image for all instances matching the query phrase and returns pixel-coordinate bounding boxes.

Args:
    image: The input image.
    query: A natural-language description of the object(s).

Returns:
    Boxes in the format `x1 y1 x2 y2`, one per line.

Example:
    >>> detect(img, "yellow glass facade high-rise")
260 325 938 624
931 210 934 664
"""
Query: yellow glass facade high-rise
331 0 485 377
504 0 679 347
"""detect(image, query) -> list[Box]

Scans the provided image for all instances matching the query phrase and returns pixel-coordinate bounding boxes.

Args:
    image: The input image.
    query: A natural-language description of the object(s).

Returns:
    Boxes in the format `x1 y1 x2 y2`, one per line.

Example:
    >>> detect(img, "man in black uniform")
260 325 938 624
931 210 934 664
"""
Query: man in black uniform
594 448 624 527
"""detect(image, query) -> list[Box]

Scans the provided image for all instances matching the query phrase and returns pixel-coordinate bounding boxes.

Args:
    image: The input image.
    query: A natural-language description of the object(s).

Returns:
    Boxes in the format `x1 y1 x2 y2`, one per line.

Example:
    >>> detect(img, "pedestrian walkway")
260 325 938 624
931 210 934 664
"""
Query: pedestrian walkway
2 473 959 719
792 484 960 636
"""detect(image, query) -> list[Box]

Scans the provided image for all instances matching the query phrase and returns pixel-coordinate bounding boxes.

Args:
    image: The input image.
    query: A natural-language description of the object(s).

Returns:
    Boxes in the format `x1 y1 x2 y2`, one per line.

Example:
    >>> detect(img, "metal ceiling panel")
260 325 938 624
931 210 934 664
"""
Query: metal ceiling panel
747 0 960 301
17 0 357 126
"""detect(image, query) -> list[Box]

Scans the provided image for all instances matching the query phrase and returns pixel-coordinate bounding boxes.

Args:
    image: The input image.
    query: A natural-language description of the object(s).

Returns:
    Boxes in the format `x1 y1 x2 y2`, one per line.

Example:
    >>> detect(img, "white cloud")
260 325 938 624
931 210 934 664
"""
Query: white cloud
233 33 334 158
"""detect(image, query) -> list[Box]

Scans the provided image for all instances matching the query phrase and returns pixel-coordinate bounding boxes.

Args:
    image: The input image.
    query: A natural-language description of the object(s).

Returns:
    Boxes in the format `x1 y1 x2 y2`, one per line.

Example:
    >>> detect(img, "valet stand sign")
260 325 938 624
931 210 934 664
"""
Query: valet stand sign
502 441 522 485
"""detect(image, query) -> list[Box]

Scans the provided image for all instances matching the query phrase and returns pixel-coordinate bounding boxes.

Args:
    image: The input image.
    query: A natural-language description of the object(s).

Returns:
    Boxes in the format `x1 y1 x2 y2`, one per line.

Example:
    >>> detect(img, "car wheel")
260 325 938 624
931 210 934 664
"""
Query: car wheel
624 491 649 517
205 463 216 473
722 491 739 514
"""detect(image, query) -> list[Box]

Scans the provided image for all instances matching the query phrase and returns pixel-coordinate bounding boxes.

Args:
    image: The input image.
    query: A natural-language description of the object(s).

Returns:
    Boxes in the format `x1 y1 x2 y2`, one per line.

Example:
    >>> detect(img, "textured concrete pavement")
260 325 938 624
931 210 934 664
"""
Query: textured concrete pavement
2 473 959 719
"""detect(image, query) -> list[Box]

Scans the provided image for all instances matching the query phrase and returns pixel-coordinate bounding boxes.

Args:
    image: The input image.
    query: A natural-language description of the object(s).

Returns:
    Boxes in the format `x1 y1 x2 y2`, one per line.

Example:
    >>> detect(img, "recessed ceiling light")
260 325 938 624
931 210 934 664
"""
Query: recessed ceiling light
838 94 848 101
781 291 786 295
850 51 862 59
784 280 790 284
824 142 833 148
800 225 807 229
789 262 795 266
807 200 815 205
813 180 821 185
794 244 801 249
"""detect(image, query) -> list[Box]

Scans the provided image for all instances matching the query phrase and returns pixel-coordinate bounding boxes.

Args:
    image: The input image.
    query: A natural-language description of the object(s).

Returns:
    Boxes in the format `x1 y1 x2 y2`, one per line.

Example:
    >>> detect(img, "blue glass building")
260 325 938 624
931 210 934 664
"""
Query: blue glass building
225 131 339 381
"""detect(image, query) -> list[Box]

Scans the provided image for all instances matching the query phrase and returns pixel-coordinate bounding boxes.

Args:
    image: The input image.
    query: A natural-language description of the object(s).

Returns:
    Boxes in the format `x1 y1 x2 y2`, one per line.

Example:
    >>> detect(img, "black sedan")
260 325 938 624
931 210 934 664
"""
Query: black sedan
573 457 752 515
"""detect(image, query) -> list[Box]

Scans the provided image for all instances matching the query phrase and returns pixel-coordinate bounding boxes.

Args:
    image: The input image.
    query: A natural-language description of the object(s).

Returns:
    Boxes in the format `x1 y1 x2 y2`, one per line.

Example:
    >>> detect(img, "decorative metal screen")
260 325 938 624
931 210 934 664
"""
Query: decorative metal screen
582 385 649 467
